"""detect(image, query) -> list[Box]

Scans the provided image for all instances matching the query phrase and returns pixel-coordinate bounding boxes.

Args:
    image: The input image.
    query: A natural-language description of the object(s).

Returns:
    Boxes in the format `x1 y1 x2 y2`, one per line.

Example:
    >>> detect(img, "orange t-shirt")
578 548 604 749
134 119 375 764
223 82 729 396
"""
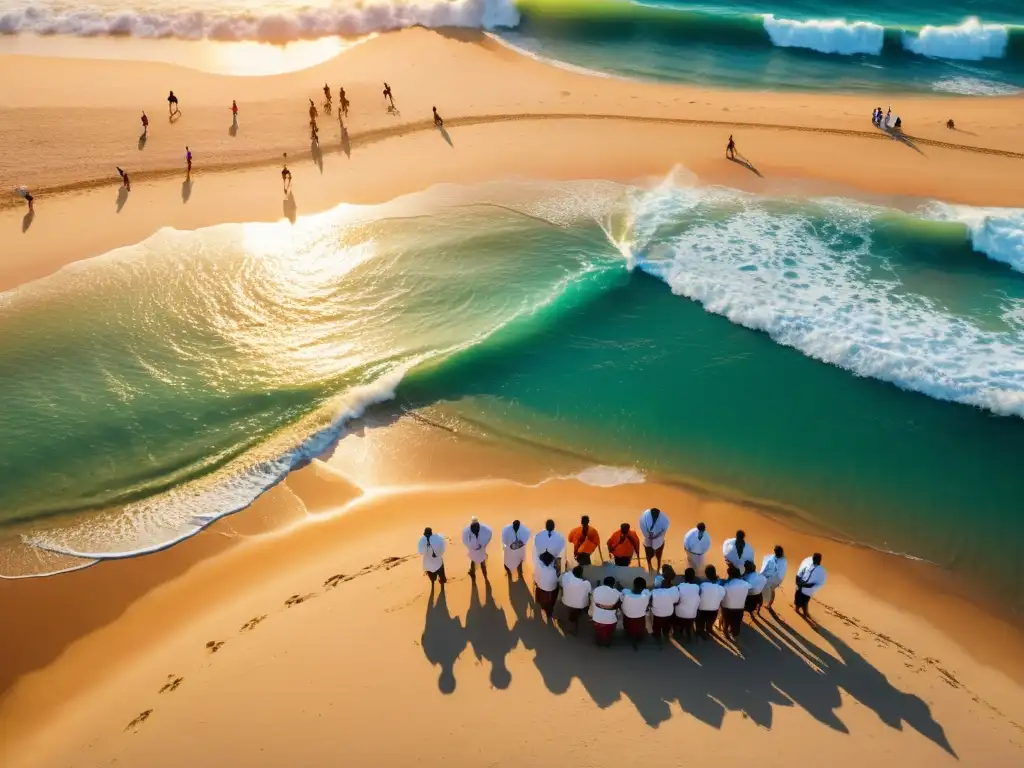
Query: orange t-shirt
607 529 640 559
568 525 600 555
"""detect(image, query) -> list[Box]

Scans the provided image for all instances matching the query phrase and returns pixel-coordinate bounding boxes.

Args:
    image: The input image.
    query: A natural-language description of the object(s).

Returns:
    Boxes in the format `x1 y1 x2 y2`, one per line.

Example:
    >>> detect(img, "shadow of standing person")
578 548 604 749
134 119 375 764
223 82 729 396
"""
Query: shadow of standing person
22 210 34 233
421 586 466 694
181 178 192 204
116 186 129 213
283 191 297 224
465 580 516 690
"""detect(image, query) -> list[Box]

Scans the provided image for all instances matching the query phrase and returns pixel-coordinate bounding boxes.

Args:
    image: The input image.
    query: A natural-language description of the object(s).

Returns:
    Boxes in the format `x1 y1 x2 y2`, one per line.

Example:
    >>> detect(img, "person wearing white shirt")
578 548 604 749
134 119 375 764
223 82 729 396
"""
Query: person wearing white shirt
721 565 751 638
674 568 701 643
794 553 827 619
650 564 680 644
533 550 560 620
417 527 447 587
639 507 671 572
500 519 531 578
682 522 712 571
722 529 755 571
620 577 652 648
759 545 788 612
559 565 593 634
591 576 622 647
534 519 566 572
696 565 726 639
461 517 493 582
743 560 768 617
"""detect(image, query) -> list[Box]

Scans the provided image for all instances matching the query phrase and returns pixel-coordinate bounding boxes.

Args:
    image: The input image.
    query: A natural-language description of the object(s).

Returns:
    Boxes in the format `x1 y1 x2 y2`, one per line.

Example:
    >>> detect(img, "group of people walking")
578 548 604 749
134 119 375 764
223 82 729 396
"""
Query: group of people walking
417 511 828 647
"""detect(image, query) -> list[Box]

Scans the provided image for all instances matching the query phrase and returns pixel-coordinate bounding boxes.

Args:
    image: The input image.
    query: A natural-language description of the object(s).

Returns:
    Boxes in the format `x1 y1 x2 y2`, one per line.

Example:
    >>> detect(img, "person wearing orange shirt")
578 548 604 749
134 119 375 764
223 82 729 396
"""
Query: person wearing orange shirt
568 515 603 566
607 523 641 567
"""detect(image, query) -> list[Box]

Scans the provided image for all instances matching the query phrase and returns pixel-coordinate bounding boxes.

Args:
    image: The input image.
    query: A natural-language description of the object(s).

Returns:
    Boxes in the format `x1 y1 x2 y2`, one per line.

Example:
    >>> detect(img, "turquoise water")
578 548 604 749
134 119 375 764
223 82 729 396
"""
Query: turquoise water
1 178 1023 610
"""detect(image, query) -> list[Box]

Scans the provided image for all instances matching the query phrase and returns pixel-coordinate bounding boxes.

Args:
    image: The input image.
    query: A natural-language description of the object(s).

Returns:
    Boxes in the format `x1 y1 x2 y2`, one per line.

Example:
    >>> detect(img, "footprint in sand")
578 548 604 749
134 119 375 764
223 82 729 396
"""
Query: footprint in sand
285 593 315 607
323 574 346 589
240 615 267 632
205 640 225 653
159 675 184 693
125 710 153 731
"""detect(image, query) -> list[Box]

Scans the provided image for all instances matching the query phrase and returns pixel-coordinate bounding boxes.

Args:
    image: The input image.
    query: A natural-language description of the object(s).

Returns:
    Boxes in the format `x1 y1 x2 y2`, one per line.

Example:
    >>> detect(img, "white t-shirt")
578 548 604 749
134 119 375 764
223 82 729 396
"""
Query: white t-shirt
698 581 726 611
722 578 751 610
796 558 827 596
533 555 559 591
744 571 768 595
675 582 701 619
417 534 446 573
650 585 680 617
560 571 593 609
639 509 670 549
591 584 621 625
723 538 755 570
461 523 492 564
620 589 651 619
534 529 566 559
683 527 712 556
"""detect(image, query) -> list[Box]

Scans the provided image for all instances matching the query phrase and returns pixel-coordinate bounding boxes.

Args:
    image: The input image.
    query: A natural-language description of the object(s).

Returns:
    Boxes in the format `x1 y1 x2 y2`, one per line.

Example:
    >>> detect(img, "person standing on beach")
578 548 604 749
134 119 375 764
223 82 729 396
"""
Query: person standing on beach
534 519 566 571
231 100 239 125
607 523 641 567
696 565 726 640
674 568 700 643
309 99 318 122
639 507 670 572
559 564 593 635
339 86 349 117
433 106 443 128
141 111 149 136
759 545 787 613
723 529 755 571
500 519 530 578
185 146 192 178
281 154 292 193
568 515 602 566
591 576 621 647
721 565 750 639
794 553 827 620
383 82 394 108
461 516 493 582
620 577 651 649
323 82 332 110
726 134 736 159
117 167 130 191
650 565 679 646
168 90 178 115
533 551 560 621
682 522 711 572
743 560 767 618
15 186 34 212
417 527 447 587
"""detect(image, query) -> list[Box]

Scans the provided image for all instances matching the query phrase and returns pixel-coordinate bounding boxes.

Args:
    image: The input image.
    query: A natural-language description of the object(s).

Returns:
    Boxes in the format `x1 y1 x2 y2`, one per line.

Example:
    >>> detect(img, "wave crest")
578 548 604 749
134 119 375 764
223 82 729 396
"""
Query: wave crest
922 203 1024 273
762 14 884 56
902 17 1009 61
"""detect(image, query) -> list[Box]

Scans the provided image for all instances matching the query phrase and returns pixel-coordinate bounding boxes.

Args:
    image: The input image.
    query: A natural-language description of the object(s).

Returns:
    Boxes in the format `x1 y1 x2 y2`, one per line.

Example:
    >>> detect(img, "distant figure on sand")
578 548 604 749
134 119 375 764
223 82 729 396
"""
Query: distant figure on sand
15 186 34 212
639 507 670 572
433 106 443 128
759 545 788 613
607 522 640 567
591 576 622 647
461 516 492 582
117 167 130 191
500 519 530 577
339 87 349 117
231 100 238 124
309 99 318 122
185 146 192 178
794 553 827 619
168 91 178 115
726 134 736 159
947 118 956 130
533 551 559 620
417 527 447 587
140 111 149 135
559 565 593 634
310 120 319 145
323 83 332 110
683 522 711 571
281 154 292 193
383 82 394 108
568 515 602 566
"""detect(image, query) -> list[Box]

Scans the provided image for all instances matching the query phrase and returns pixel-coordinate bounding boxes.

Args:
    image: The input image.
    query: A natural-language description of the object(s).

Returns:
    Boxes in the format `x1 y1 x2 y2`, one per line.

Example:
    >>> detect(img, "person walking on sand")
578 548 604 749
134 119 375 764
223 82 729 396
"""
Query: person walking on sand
568 515 602 566
461 516 492 582
418 527 447 587
759 545 788 614
339 86 349 117
559 564 593 635
433 106 443 128
281 154 292 193
116 167 130 191
726 134 736 159
607 522 641 567
534 519 566 570
794 552 827 620
185 146 192 178
639 507 670 572
533 551 560 621
168 90 178 115
683 521 711 572
383 82 394 108
140 111 149 136
674 568 701 643
591 576 622 647
323 82 332 111
309 99 318 122
500 519 530 578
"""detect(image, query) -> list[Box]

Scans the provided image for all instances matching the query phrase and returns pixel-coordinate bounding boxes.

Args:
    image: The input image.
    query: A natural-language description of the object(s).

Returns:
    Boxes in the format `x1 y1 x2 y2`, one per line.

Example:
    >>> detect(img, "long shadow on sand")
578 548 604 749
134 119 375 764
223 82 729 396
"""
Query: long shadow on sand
728 155 762 177
420 586 466 694
424 576 956 756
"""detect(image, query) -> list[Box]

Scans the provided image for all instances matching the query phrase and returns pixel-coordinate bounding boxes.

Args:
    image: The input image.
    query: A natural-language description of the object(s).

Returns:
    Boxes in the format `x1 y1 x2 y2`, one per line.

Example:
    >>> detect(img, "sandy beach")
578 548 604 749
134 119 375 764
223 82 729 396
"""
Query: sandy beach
2 26 1024 768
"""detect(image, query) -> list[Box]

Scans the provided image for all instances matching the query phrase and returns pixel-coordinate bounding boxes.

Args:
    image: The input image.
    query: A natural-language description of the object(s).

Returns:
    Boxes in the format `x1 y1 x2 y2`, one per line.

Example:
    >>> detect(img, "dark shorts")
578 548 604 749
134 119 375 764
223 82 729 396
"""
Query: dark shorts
723 607 744 635
674 615 695 635
623 616 647 639
652 614 673 636
696 609 719 633
565 606 584 624
575 552 592 566
644 545 664 560
795 589 812 609
614 555 633 567
426 564 447 584
745 594 763 614
535 586 557 612
594 622 615 643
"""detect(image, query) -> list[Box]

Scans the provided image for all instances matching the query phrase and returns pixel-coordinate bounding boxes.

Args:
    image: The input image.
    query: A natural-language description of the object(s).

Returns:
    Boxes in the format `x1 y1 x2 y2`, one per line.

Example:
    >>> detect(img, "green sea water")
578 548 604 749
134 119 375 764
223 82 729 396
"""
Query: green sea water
1 178 1022 610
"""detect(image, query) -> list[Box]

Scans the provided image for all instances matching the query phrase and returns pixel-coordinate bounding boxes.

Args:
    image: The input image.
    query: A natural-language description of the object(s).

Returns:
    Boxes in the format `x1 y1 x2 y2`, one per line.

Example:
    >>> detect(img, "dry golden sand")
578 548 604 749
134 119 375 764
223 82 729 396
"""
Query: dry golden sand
2 27 1024 767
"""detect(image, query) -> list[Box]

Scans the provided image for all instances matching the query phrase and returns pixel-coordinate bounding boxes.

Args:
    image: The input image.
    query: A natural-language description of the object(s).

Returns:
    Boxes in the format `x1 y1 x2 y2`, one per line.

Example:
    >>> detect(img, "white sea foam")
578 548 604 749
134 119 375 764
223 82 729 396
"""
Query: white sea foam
920 203 1024 273
902 17 1009 60
624 186 1024 419
0 0 520 42
762 14 884 56
931 76 1021 96
572 466 646 487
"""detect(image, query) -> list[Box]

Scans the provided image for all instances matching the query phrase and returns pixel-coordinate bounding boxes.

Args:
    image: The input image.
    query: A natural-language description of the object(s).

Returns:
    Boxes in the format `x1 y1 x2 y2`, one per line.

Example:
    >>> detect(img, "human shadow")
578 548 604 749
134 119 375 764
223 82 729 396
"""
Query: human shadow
340 124 351 158
116 186 129 213
464 580 516 689
138 134 147 151
420 586 467 694
181 178 193 203
229 121 238 137
948 125 977 136
438 126 454 147
283 191 297 224
728 155 762 177
879 125 924 155
21 210 34 233
311 140 324 173
387 105 401 119
169 110 181 124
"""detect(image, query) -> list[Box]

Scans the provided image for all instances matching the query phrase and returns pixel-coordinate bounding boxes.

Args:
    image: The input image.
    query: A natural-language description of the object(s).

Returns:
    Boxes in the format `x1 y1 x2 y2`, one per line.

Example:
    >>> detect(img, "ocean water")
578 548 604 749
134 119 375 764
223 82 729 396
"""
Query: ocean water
2 177 1023 612
1 0 1021 94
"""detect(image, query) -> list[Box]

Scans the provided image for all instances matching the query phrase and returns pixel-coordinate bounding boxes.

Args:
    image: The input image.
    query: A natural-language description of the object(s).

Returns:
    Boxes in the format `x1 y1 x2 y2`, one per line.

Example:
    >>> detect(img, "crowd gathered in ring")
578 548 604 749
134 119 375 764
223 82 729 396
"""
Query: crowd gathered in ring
416 510 828 647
